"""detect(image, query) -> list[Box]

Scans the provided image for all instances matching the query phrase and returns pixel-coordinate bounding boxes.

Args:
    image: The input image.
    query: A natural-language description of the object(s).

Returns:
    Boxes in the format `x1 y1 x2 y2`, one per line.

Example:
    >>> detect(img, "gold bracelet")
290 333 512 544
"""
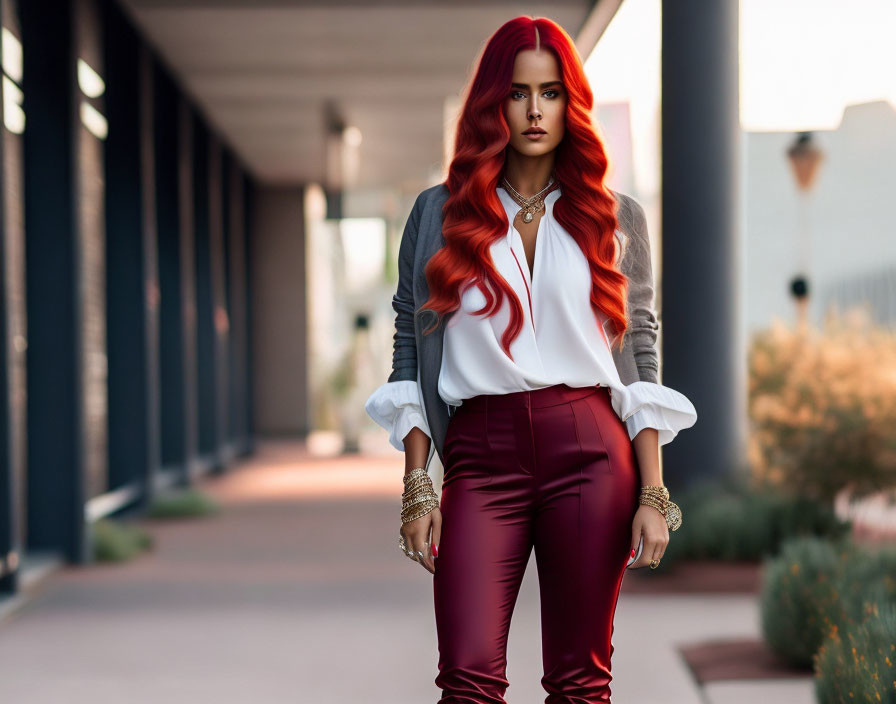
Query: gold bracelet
403 467 428 485
401 468 439 524
638 485 683 531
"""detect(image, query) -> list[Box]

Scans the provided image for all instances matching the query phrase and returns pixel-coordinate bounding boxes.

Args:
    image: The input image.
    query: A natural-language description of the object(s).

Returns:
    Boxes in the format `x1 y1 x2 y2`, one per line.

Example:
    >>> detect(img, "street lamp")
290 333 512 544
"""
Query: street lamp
786 131 825 331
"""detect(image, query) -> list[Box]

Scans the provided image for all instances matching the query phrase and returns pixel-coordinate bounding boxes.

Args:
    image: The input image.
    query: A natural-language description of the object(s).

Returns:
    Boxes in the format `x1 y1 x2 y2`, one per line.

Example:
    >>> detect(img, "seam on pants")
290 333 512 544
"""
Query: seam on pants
585 396 613 474
570 399 585 589
528 401 535 473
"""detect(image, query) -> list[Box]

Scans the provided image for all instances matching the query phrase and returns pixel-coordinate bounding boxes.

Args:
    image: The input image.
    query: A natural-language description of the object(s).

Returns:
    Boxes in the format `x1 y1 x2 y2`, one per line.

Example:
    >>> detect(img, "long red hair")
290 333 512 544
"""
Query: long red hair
419 16 627 356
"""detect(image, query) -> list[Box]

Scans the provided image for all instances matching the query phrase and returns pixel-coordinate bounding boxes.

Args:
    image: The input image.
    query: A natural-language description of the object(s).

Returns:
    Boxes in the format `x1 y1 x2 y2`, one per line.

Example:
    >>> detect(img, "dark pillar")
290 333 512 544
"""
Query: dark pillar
194 124 230 471
103 0 159 501
178 99 199 480
243 175 255 450
139 46 162 494
226 157 250 455
154 70 199 483
154 61 184 476
193 115 219 470
22 0 107 563
207 135 229 467
0 0 26 591
661 0 744 492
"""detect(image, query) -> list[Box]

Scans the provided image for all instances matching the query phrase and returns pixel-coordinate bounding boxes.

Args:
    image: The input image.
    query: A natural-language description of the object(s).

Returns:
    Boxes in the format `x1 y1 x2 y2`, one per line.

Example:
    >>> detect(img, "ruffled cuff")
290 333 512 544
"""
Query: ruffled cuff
364 380 431 451
609 380 697 447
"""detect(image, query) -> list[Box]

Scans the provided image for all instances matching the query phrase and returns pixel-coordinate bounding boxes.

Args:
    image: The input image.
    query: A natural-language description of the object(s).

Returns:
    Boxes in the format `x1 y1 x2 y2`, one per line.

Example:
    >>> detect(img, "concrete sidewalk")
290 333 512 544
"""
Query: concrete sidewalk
0 439 811 703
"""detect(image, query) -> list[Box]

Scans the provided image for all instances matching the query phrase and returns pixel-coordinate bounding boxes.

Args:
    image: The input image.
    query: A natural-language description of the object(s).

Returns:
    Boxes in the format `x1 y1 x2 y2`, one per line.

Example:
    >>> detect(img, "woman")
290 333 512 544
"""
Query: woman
365 15 697 704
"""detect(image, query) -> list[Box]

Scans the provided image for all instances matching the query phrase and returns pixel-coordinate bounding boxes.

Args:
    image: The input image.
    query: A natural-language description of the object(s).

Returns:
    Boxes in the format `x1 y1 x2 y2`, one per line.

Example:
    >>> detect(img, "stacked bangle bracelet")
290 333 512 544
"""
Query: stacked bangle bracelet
400 467 439 524
639 484 683 532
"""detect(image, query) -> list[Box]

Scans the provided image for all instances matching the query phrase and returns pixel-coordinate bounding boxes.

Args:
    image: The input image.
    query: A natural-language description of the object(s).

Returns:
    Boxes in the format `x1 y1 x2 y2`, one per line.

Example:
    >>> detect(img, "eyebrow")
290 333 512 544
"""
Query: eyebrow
511 81 563 89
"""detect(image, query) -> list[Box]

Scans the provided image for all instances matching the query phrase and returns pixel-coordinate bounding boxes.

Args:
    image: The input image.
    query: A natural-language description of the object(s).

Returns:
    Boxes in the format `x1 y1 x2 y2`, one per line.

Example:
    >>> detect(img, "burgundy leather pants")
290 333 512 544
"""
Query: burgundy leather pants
432 383 640 704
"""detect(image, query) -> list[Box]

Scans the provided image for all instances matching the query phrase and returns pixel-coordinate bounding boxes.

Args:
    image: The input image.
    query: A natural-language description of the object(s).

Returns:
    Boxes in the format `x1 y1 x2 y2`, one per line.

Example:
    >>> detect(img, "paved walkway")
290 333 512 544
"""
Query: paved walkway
0 438 812 703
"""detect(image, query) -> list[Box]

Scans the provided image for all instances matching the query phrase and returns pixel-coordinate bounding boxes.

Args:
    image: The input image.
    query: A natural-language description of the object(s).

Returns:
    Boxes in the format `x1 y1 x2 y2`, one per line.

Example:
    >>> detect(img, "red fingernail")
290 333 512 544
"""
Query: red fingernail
433 544 439 558
631 548 636 556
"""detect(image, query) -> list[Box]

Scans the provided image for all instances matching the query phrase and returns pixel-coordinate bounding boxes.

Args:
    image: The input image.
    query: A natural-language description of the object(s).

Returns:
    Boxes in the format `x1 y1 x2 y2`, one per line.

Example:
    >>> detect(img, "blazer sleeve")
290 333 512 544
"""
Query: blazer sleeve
618 195 660 384
363 190 432 452
387 191 426 383
614 194 698 445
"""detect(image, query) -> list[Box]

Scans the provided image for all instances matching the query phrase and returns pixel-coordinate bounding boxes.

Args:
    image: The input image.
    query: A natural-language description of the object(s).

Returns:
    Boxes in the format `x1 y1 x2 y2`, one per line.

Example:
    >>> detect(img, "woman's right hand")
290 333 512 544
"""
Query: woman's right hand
401 507 441 574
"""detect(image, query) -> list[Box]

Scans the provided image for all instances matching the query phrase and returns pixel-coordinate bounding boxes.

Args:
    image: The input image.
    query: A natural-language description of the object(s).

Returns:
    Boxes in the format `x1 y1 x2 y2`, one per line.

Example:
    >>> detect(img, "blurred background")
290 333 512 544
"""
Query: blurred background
0 0 894 702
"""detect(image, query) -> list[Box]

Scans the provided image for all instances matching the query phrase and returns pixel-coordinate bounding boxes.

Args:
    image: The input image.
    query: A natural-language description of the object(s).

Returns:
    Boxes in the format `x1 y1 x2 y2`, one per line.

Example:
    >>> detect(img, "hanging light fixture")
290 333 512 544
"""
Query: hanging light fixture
785 131 825 330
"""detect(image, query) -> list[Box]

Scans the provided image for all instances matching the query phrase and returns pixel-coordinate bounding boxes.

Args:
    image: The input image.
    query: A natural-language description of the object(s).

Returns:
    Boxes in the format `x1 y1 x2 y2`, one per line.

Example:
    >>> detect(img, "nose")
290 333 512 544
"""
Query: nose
528 95 542 121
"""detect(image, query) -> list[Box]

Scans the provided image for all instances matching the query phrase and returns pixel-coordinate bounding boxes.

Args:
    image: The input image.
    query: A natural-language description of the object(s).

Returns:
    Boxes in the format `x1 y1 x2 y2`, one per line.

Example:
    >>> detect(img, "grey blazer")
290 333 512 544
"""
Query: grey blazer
386 182 660 472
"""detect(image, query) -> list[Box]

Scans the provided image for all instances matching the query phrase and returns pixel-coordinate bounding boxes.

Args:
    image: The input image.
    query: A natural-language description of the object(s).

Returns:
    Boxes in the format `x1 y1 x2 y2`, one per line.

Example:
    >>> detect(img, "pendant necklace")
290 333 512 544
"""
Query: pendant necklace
501 173 557 223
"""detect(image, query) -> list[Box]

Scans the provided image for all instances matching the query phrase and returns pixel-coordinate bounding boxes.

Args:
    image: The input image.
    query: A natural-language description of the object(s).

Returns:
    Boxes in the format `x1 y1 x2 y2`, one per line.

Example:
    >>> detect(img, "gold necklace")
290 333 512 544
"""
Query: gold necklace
501 174 556 223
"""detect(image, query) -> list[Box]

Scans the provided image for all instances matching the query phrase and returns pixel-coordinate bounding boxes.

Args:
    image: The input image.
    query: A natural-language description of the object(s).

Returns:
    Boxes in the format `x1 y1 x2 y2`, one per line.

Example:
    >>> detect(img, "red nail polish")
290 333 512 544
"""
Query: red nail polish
631 548 636 556
433 544 439 558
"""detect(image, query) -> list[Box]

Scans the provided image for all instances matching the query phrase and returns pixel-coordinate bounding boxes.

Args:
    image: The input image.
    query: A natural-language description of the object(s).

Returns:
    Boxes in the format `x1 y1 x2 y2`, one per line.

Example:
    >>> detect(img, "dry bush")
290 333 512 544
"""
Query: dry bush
747 308 896 504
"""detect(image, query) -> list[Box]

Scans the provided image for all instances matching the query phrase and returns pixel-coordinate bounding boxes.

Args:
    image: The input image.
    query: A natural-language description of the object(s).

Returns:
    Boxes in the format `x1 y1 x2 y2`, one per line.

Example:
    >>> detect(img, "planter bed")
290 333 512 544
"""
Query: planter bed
621 559 763 594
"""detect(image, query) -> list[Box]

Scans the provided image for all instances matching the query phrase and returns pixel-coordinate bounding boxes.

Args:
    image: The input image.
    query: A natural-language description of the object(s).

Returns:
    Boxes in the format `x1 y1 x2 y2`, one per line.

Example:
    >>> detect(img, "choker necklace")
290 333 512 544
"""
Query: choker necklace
501 173 557 223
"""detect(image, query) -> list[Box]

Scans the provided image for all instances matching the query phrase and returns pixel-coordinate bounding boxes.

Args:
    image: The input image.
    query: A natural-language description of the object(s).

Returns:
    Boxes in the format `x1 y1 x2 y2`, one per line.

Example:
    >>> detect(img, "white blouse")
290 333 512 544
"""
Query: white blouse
365 186 697 452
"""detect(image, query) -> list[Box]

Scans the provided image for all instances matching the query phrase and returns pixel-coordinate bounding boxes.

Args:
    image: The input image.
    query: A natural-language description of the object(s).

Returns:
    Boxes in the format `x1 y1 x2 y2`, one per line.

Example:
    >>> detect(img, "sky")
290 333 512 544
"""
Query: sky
739 0 896 131
583 0 896 194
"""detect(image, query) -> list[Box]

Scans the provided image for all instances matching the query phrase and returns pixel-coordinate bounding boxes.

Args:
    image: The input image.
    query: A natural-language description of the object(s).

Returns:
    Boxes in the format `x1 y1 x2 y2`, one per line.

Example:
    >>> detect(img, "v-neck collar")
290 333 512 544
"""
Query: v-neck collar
495 185 561 333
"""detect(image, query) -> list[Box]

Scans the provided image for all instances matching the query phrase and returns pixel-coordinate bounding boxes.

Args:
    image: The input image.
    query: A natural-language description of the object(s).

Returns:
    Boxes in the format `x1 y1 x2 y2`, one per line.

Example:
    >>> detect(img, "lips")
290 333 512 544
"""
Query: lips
523 127 547 135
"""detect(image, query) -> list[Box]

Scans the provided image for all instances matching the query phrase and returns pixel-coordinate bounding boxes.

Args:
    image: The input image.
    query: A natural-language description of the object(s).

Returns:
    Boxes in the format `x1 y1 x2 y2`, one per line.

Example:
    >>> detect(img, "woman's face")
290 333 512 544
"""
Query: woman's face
503 49 567 157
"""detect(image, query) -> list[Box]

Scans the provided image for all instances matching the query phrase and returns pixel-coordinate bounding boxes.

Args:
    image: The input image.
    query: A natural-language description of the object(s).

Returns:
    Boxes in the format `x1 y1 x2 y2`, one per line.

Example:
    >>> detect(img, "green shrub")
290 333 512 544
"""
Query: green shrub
145 488 220 519
92 518 154 562
658 479 851 568
836 547 896 621
760 536 896 670
814 594 896 703
760 536 853 668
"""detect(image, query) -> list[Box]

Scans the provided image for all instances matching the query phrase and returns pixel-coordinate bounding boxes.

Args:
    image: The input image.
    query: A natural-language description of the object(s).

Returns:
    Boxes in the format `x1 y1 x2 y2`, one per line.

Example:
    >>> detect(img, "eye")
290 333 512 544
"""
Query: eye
543 89 560 98
511 90 526 99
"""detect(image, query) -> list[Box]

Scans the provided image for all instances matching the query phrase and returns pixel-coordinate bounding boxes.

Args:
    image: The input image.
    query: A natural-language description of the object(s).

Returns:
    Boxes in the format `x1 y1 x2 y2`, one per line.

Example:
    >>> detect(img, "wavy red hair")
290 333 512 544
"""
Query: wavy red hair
419 15 628 356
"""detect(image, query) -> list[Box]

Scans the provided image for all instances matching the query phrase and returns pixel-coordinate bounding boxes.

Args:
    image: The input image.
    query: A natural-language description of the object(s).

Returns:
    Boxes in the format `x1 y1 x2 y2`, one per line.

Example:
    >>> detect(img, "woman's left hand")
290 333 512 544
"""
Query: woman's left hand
628 504 669 569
